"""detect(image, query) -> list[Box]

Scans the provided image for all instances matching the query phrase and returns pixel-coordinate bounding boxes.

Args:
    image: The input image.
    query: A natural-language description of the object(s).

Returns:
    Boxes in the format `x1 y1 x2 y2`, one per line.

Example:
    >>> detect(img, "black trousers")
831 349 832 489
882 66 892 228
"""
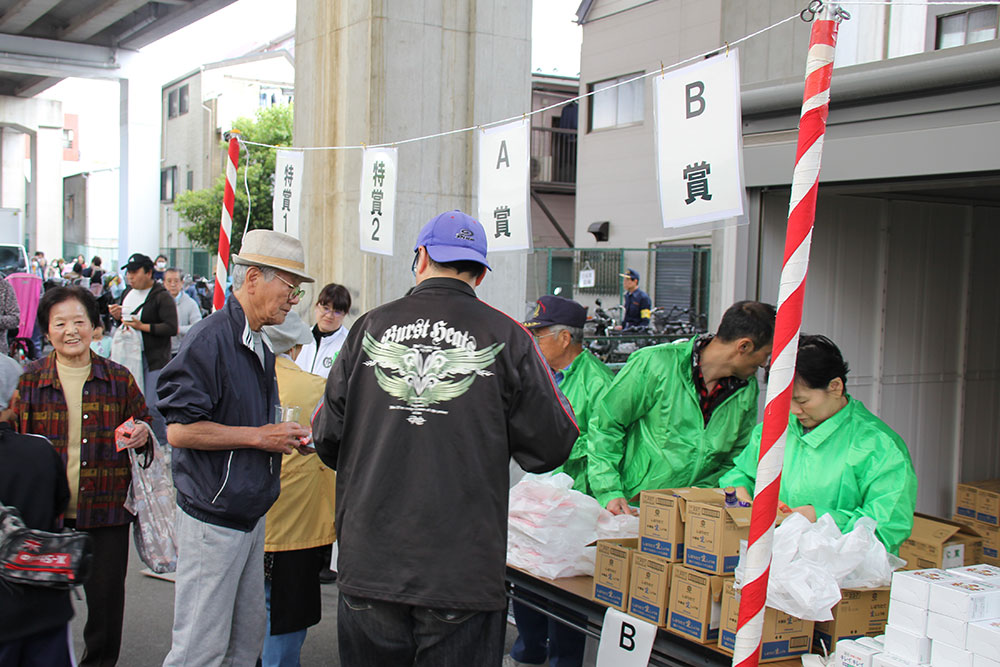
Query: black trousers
66 522 130 667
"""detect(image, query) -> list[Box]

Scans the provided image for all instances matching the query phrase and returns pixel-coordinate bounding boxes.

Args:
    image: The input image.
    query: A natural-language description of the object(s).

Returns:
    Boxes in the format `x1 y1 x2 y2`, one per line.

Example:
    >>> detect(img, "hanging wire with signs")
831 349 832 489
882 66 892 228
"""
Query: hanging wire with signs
238 6 820 155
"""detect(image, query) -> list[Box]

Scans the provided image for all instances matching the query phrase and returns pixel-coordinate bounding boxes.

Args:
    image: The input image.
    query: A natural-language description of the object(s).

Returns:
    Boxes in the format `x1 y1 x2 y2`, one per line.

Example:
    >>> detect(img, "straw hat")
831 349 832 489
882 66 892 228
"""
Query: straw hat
232 229 315 282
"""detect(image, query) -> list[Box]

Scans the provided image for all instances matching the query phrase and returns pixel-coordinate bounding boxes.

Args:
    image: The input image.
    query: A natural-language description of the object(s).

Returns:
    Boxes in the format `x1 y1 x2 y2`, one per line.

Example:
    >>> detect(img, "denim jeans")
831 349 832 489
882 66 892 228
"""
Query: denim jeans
510 600 585 667
262 581 307 667
337 592 505 667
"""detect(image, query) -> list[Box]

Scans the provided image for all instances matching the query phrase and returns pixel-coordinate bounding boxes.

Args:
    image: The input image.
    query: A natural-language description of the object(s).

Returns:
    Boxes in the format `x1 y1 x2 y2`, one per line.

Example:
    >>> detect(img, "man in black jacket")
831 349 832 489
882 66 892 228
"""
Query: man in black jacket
0 355 74 666
313 210 579 667
110 252 178 445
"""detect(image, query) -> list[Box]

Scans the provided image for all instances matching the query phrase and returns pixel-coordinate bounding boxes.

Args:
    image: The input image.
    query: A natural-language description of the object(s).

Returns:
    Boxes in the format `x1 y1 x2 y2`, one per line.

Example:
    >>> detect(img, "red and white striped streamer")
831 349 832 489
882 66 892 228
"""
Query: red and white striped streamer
214 131 241 312
732 6 843 667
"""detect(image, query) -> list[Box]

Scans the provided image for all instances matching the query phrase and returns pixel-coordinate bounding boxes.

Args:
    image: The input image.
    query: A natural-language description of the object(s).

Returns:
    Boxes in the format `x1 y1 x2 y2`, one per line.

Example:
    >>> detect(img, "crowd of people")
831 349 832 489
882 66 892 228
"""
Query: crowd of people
0 210 918 667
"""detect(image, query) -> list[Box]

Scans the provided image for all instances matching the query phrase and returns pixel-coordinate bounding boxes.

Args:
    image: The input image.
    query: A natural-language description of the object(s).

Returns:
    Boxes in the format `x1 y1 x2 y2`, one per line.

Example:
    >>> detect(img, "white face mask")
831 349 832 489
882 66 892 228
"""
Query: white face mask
155 261 166 270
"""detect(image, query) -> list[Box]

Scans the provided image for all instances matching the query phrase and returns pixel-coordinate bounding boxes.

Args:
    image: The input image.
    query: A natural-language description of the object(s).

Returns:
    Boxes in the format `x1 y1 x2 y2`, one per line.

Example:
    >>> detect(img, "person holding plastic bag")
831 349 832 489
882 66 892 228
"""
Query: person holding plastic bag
18 285 151 667
719 334 917 554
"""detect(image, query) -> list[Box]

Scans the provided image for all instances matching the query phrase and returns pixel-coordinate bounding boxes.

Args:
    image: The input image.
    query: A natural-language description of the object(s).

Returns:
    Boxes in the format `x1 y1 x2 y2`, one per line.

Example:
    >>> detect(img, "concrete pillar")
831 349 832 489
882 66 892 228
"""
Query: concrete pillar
294 0 531 319
34 125 63 258
0 128 27 213
119 72 162 268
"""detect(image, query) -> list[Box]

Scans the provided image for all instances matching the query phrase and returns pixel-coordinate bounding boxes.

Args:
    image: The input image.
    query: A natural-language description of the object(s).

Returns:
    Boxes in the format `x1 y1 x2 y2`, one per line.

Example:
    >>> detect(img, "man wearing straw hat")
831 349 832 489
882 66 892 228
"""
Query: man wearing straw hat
157 230 314 667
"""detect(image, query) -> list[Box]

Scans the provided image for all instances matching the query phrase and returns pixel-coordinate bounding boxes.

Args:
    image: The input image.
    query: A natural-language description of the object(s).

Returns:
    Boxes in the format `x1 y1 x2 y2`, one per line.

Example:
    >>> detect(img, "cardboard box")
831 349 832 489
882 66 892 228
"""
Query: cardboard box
815 587 891 652
871 654 925 667
592 538 638 611
637 488 726 561
950 564 1000 583
966 618 1000 657
890 568 959 608
683 500 751 575
926 610 969 649
957 483 982 521
883 624 932 663
886 598 928 637
980 526 1000 565
718 579 813 662
973 655 1000 667
835 639 882 667
928 577 1000 621
930 640 974 667
665 565 727 644
899 514 983 570
627 550 672 626
977 482 1000 527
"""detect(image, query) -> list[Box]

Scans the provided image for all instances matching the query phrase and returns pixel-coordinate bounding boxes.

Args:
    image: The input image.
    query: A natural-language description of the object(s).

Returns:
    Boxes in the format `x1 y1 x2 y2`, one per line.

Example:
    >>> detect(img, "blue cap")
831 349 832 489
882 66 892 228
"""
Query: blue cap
620 268 639 281
523 295 587 330
414 210 491 270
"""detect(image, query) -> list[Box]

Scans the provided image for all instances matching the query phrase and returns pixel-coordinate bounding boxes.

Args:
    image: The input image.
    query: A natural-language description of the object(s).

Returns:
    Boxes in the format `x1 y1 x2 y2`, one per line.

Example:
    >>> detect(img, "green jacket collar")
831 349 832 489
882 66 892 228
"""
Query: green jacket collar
792 395 855 448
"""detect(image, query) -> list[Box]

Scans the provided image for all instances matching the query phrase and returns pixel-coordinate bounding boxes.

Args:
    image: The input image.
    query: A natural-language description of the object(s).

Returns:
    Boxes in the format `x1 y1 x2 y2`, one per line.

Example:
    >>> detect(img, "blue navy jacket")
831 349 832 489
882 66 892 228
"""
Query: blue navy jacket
156 297 280 531
623 288 651 329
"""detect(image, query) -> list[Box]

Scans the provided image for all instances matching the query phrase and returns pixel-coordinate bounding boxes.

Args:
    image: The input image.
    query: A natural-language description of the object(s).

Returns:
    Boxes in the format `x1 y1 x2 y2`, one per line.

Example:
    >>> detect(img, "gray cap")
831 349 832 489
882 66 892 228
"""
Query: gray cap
0 355 22 411
263 310 313 355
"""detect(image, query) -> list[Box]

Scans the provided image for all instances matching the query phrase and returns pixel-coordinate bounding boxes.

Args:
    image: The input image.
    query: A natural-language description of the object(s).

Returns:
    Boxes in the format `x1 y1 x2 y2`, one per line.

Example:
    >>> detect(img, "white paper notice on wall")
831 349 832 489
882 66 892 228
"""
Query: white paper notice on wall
359 146 398 256
477 118 531 253
273 149 305 238
654 49 746 230
595 608 656 667
579 268 596 288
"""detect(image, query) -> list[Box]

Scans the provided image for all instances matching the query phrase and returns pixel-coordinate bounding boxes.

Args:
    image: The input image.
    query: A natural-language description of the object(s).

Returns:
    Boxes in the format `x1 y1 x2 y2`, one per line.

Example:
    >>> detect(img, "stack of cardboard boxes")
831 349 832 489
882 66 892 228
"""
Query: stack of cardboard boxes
591 488 820 663
955 480 1000 567
834 564 1000 667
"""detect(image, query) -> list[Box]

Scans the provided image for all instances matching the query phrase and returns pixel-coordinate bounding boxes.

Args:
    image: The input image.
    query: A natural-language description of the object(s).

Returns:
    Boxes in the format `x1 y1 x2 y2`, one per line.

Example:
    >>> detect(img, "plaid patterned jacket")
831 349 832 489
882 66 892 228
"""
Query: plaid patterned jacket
18 351 151 529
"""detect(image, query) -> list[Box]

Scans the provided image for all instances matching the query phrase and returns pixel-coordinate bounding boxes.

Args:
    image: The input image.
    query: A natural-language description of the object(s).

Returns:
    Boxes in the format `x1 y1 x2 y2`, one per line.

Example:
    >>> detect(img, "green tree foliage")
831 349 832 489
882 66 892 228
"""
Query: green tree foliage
174 104 293 254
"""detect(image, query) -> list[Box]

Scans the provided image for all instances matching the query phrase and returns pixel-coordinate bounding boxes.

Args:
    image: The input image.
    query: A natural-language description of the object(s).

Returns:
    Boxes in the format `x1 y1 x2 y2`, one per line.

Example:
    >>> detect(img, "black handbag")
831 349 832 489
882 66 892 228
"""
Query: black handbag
0 504 93 589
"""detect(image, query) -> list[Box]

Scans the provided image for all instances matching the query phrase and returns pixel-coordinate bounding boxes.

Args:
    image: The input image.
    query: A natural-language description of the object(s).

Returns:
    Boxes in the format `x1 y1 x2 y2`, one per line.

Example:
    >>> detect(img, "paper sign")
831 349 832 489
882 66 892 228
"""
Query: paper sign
596 608 656 667
654 50 745 229
579 268 596 288
477 118 531 253
273 149 304 237
359 146 398 256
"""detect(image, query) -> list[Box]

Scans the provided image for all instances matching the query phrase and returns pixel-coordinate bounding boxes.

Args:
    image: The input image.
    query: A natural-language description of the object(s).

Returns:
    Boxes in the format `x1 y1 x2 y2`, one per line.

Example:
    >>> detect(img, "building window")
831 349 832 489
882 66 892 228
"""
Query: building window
168 90 178 118
161 167 177 202
168 84 190 118
588 73 644 131
62 128 74 150
179 84 189 114
936 5 998 49
187 170 194 191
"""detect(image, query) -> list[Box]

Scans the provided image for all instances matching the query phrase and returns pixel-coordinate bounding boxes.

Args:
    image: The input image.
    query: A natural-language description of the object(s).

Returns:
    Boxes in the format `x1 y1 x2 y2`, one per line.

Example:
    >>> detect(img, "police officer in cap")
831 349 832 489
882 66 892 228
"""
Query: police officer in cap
619 268 651 330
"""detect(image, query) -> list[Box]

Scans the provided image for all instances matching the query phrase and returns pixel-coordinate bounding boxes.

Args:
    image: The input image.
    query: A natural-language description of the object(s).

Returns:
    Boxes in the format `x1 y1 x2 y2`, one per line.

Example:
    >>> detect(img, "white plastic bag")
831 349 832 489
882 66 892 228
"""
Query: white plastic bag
735 513 904 621
110 325 144 394
125 425 177 573
507 473 638 579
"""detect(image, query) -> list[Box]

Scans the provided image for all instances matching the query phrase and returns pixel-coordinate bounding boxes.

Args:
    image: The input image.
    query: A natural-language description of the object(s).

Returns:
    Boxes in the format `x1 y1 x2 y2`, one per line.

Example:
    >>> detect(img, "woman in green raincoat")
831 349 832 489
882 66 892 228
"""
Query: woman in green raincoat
719 334 917 554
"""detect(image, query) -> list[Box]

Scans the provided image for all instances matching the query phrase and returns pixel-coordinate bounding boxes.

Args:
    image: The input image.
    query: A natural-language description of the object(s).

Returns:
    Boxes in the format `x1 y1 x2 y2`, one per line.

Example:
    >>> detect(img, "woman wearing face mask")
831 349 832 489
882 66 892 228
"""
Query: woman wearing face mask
295 283 351 379
152 255 168 282
719 334 917 554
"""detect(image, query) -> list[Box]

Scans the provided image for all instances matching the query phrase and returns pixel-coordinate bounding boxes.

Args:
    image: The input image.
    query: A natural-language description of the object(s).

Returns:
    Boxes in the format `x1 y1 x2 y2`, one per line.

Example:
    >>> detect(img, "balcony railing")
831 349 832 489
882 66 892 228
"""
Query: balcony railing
530 126 577 190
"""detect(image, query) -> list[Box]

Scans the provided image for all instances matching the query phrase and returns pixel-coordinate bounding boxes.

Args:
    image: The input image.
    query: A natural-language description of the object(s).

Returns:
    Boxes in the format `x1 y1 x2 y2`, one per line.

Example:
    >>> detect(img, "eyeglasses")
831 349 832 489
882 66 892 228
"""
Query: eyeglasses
274 274 306 301
532 330 559 341
317 304 346 316
411 251 419 276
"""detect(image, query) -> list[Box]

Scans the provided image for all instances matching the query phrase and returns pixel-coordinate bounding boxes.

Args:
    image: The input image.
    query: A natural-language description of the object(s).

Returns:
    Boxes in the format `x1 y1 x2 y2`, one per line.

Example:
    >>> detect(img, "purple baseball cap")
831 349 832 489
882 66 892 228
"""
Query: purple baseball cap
413 210 491 270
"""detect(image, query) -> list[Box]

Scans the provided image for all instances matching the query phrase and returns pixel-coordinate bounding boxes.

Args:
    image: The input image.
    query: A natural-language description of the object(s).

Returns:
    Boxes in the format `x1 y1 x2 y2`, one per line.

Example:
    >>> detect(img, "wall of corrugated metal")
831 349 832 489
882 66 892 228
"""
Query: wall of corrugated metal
757 190 1000 516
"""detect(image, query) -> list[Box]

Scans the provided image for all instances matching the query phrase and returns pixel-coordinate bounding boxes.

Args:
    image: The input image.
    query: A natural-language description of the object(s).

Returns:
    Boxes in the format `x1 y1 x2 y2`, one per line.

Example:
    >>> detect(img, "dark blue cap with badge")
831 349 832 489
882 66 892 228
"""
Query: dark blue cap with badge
620 268 639 281
414 210 491 270
523 295 588 330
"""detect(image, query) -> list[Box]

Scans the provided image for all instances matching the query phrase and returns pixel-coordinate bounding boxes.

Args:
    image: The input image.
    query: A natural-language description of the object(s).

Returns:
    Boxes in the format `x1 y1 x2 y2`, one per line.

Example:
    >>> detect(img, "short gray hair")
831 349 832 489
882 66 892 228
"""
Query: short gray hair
231 263 276 290
548 324 584 345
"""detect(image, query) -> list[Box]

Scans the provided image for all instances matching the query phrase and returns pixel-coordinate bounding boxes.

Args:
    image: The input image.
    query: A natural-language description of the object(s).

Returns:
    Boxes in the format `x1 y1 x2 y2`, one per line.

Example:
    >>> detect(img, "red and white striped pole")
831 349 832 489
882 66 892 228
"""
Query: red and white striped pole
732 4 846 666
214 130 241 312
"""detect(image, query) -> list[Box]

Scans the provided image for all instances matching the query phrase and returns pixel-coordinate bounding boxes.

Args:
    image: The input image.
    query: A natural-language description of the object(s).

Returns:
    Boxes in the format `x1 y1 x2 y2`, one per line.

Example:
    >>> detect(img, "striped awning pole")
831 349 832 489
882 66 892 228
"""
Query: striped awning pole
213 130 241 312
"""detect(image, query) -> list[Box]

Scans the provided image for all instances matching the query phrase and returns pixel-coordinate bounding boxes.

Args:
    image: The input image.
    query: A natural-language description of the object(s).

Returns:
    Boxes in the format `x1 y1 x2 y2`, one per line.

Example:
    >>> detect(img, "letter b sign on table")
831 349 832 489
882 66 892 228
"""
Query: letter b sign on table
596 608 656 667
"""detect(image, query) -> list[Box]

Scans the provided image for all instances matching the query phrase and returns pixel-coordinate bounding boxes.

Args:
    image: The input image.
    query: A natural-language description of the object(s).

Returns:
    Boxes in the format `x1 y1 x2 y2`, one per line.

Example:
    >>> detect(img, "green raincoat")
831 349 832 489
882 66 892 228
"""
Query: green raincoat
587 339 759 508
551 349 615 495
719 396 917 554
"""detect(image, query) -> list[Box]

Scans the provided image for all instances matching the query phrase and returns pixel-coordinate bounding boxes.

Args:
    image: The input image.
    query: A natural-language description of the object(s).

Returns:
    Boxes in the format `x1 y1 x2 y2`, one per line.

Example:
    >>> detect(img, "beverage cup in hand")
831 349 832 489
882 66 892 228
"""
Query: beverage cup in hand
275 405 301 424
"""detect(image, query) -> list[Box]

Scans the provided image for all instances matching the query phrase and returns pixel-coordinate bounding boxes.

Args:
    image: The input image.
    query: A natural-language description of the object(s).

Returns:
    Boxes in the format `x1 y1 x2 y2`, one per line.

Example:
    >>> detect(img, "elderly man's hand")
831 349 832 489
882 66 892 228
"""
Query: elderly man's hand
606 497 639 516
256 422 311 455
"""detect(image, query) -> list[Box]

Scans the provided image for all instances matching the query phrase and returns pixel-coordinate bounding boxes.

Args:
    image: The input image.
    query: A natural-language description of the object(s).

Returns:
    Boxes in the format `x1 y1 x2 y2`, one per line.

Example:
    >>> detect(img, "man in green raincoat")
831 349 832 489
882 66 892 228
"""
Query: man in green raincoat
588 301 776 515
523 295 615 495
